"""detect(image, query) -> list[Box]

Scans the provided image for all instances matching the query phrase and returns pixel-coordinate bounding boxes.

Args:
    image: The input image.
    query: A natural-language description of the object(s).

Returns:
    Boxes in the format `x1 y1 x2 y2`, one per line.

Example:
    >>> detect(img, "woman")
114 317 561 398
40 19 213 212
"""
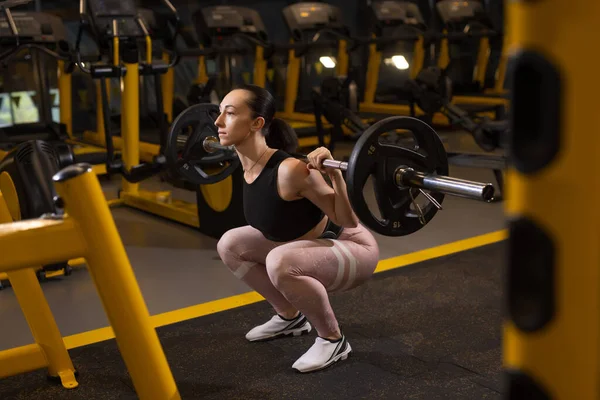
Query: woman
216 84 380 373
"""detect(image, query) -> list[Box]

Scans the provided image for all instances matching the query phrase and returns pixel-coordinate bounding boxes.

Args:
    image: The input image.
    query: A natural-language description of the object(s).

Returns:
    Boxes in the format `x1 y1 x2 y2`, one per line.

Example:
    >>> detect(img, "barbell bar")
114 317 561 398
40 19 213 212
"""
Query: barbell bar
201 136 494 203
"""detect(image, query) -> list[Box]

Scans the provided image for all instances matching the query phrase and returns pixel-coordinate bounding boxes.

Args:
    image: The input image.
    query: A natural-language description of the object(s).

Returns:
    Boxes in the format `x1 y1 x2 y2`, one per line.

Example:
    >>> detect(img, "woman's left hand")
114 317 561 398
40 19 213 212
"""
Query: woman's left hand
306 147 335 174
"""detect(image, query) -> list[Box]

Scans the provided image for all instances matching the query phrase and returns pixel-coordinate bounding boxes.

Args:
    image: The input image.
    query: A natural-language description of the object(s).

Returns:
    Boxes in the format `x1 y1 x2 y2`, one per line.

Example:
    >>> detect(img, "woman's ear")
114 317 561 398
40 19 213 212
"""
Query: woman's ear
252 116 265 131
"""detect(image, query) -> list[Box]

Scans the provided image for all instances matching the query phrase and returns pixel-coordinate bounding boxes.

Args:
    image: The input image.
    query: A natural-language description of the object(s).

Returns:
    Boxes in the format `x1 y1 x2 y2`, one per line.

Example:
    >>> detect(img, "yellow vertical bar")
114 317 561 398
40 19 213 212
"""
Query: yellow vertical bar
94 81 107 145
5 270 78 387
410 36 425 79
57 60 72 138
162 51 174 122
336 40 348 77
113 37 120 66
253 46 266 88
284 43 300 115
196 49 208 84
503 0 600 398
0 192 78 388
437 30 450 69
52 165 180 400
494 6 516 93
363 42 382 104
145 36 152 64
473 37 490 89
121 53 140 195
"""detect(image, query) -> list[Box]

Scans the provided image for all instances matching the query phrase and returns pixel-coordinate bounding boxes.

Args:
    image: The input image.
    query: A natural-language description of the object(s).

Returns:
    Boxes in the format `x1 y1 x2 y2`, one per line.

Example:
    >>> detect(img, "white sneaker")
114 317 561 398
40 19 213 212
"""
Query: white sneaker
245 313 312 342
292 335 352 373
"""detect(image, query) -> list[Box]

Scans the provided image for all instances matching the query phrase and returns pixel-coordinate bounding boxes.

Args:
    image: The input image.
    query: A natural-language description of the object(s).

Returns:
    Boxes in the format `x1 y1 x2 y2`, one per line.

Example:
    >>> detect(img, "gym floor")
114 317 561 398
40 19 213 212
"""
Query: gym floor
0 130 507 399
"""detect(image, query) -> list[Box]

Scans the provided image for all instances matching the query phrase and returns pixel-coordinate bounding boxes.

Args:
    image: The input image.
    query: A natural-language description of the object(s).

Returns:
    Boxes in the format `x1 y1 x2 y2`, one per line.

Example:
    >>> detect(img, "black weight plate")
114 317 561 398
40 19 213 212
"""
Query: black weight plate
346 116 448 236
165 103 240 185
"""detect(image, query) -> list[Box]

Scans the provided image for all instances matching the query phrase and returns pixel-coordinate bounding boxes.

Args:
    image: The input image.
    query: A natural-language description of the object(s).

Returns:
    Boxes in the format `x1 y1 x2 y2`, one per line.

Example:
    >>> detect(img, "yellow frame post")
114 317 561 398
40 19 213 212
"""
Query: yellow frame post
57 60 72 138
0 193 78 389
284 43 301 115
491 7 516 95
473 37 491 89
0 164 180 399
410 36 425 79
196 48 208 84
253 46 267 88
503 0 600 398
120 46 140 195
437 30 450 69
363 41 381 105
162 51 175 122
336 40 348 77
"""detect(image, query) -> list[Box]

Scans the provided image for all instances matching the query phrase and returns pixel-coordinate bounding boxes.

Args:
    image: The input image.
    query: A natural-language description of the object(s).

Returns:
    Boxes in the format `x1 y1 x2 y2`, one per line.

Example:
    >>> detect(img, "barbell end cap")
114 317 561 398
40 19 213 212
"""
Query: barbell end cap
203 136 219 153
482 184 496 202
52 163 93 183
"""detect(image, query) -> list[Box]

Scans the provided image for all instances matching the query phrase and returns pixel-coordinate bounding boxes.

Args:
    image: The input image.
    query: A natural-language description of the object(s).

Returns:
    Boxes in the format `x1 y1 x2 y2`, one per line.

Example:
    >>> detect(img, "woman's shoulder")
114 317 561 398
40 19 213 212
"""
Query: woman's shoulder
278 156 309 180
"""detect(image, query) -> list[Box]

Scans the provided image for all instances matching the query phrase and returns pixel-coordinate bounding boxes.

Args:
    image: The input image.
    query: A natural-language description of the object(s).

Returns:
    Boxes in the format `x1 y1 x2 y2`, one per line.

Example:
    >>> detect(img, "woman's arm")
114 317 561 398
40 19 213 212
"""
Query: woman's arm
278 150 359 228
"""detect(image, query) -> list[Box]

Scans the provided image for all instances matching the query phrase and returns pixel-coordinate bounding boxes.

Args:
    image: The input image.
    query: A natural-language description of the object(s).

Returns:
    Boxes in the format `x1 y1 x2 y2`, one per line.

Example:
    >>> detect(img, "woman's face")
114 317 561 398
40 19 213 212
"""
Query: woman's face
214 89 261 146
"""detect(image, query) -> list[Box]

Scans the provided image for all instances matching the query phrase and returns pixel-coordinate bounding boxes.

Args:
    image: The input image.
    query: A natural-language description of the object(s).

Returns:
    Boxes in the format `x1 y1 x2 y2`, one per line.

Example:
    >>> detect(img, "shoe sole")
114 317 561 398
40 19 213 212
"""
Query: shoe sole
293 343 353 373
247 323 312 342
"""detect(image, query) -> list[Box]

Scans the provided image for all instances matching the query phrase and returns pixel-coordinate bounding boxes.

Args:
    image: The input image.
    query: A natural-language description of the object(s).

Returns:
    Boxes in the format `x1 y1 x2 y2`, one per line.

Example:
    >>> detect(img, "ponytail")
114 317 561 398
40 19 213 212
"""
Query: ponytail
265 117 298 154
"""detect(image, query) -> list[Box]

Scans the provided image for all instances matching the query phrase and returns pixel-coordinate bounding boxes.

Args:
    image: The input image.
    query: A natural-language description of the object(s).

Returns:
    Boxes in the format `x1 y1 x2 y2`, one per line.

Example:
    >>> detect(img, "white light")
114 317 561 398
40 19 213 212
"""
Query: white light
319 56 336 69
391 55 409 70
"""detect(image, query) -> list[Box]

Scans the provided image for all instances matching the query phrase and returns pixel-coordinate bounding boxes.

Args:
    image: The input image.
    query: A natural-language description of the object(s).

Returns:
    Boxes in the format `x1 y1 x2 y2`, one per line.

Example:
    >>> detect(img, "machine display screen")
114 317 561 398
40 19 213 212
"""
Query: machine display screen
373 1 424 24
0 15 40 37
207 6 245 28
436 0 483 23
290 4 331 25
90 0 137 17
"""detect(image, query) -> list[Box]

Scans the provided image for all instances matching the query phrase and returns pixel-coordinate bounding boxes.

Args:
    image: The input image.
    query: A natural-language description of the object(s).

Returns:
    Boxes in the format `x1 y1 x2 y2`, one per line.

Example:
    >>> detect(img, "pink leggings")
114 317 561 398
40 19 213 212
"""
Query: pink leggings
217 224 380 337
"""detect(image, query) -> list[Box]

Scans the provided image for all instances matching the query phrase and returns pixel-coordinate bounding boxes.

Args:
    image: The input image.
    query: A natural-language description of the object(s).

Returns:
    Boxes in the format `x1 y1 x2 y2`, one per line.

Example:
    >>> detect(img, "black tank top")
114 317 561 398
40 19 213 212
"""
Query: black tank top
243 150 325 242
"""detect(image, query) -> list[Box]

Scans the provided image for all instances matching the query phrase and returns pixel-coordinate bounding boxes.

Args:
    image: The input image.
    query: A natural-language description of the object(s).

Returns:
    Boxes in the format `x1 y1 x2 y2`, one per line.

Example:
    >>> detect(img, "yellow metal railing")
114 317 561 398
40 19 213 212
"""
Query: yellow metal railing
0 164 180 399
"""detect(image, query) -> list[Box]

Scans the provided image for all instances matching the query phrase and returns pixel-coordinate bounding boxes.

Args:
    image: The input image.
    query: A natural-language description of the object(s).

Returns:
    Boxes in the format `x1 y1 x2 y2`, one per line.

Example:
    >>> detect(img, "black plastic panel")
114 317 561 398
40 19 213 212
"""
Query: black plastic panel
506 369 552 400
508 217 555 333
509 50 561 174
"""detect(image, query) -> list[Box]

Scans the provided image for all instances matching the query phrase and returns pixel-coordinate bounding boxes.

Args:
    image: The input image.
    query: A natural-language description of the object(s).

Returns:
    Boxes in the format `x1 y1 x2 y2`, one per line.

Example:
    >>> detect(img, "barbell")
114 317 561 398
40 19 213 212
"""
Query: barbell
165 104 495 237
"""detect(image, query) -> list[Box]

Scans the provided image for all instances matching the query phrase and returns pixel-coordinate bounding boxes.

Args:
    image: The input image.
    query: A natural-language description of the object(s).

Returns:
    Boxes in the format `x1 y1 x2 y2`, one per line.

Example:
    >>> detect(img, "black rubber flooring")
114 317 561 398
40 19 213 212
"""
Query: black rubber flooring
0 242 505 400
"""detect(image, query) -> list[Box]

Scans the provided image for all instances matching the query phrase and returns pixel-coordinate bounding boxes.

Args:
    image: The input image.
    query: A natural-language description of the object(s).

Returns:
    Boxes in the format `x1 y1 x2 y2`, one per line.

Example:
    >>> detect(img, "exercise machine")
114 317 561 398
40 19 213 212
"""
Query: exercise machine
0 1 108 172
359 0 506 125
360 1 429 113
431 0 508 108
188 4 329 148
76 4 176 163
278 1 352 133
190 5 269 100
74 0 246 239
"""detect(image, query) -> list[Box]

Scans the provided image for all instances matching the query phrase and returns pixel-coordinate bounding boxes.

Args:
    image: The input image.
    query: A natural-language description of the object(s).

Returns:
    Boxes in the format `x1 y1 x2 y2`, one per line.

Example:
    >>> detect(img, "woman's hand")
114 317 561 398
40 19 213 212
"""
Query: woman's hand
306 147 335 174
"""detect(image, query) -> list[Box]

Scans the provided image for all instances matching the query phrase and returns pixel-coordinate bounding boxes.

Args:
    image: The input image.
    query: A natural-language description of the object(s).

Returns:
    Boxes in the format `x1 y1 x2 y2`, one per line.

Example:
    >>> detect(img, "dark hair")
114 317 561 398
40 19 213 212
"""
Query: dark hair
235 84 298 153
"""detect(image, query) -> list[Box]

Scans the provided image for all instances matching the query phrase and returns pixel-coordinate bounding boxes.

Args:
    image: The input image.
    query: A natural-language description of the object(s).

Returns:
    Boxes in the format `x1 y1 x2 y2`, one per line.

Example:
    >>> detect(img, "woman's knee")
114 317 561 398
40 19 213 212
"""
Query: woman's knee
265 249 296 287
216 229 236 260
217 226 253 264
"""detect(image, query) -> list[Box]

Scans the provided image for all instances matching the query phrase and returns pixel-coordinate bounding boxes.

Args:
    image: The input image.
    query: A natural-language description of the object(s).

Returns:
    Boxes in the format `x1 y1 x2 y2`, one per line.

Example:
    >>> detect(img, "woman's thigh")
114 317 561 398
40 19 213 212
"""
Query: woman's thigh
265 224 380 292
217 225 281 265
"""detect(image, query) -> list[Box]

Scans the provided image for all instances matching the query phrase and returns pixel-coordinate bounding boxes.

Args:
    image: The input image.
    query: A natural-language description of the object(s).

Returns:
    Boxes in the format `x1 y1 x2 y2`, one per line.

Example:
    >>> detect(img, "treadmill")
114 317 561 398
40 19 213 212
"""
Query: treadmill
192 5 269 98
361 1 429 108
432 0 507 110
